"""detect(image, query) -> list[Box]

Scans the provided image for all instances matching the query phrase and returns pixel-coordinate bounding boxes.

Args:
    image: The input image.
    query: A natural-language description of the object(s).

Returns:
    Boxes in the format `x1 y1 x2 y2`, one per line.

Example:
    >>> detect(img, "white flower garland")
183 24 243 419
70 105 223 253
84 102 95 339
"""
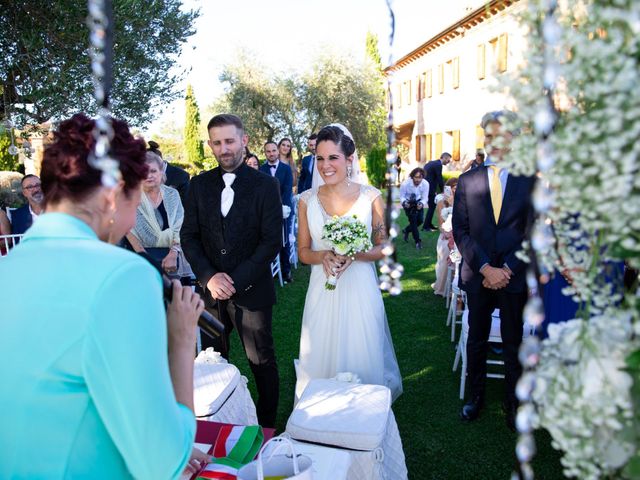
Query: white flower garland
494 0 640 477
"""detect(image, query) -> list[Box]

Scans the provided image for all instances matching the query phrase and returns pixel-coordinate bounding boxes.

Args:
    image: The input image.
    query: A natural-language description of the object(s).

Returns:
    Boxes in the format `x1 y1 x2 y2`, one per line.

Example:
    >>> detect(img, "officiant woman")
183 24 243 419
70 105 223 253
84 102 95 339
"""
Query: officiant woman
0 113 206 478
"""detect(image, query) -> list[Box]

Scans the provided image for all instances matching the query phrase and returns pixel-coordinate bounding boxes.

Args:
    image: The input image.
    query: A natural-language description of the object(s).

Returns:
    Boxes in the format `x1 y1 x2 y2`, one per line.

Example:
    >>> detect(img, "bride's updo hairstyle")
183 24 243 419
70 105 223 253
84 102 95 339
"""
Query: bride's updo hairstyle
316 125 356 158
41 113 148 208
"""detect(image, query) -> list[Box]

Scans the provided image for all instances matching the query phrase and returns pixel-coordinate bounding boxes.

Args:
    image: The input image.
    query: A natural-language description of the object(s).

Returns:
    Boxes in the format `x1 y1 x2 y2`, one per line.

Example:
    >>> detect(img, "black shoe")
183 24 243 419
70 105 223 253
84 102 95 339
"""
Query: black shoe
403 229 409 243
416 240 422 250
422 225 437 232
283 274 293 284
503 400 518 432
460 395 484 422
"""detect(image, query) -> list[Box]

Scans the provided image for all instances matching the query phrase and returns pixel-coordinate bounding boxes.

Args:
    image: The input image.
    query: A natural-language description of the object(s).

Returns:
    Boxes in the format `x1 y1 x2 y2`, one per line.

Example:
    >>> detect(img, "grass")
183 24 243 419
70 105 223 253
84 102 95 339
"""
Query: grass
225 215 564 479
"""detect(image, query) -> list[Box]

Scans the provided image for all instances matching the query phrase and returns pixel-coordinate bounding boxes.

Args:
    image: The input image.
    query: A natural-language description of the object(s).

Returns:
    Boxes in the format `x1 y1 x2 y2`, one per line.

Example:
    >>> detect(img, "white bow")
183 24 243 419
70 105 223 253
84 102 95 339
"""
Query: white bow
221 173 236 217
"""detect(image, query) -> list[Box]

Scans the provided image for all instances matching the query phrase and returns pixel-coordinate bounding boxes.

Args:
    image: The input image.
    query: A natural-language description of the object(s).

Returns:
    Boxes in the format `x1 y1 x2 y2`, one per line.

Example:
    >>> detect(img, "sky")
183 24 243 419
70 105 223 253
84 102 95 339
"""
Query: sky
144 0 485 136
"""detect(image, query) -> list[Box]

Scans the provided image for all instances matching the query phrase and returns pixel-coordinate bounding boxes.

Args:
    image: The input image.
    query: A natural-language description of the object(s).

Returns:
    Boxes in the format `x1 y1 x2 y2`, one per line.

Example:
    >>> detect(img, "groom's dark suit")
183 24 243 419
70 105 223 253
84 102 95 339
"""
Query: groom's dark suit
452 163 535 405
181 163 282 427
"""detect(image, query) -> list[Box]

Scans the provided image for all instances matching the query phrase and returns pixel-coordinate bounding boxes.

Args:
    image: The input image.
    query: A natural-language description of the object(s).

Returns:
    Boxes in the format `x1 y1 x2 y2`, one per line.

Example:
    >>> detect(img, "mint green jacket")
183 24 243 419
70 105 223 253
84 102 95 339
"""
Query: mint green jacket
0 213 195 479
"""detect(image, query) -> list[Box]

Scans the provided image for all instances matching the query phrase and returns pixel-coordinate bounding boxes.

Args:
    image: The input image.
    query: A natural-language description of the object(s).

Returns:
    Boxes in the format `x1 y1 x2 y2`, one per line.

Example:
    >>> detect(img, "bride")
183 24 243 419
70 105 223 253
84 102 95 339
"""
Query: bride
295 124 403 402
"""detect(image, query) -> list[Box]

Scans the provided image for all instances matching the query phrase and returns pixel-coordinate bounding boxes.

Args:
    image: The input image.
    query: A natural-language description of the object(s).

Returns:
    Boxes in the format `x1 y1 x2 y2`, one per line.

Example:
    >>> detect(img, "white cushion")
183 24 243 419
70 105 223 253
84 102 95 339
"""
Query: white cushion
193 361 241 418
286 379 391 451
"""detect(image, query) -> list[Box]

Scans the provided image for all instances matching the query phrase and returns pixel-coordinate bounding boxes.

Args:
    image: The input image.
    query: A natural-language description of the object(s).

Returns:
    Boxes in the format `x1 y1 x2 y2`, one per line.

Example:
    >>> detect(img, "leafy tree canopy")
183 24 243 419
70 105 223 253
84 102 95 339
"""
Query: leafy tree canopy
210 47 386 159
0 0 198 127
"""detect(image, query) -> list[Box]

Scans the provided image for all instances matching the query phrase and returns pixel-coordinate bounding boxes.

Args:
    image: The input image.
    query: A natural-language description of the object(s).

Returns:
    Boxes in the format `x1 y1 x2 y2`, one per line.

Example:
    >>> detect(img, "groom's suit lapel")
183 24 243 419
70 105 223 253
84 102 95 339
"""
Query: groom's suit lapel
477 166 497 225
203 169 225 245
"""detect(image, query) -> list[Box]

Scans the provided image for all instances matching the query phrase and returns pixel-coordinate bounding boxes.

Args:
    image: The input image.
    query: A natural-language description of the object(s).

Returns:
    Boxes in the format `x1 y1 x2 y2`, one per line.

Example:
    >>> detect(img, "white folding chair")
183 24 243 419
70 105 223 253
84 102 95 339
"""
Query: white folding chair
271 255 283 287
0 234 24 257
452 309 535 400
446 285 465 343
444 265 455 308
288 208 298 269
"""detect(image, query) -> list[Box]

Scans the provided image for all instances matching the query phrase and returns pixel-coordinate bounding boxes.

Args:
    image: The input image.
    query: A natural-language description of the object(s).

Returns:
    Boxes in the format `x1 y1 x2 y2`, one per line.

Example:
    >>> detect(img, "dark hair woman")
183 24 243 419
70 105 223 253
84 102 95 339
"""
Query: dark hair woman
0 113 206 478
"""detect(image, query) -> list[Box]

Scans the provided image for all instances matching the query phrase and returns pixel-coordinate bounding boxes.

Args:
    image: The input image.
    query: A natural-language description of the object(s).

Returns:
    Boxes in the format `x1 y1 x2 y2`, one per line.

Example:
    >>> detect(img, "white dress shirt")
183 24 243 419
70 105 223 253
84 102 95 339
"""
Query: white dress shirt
267 160 279 177
484 157 509 196
399 178 430 205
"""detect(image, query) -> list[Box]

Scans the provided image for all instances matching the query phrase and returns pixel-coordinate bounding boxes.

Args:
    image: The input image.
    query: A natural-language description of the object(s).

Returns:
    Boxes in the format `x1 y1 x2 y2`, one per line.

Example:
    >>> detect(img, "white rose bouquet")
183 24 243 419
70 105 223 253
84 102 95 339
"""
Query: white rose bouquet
321 215 373 290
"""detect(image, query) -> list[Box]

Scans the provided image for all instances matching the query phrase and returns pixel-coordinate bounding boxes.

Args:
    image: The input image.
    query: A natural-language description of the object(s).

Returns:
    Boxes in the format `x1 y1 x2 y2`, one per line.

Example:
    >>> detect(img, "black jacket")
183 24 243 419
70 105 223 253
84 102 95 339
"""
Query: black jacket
423 160 444 198
180 163 283 309
165 163 190 203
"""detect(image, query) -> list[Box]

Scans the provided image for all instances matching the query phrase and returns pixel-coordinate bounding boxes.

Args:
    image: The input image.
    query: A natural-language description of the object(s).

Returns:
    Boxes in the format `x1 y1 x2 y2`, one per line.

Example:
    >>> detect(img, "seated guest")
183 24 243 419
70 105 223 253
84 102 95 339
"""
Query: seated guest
10 174 44 234
0 113 206 478
432 178 458 296
245 153 260 169
148 140 190 203
126 152 186 276
400 167 429 250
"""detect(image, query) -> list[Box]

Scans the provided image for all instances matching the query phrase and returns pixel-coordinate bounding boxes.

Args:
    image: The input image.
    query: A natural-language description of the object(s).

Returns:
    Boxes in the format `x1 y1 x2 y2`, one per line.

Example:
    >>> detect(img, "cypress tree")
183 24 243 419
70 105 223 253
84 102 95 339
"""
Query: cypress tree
184 84 204 168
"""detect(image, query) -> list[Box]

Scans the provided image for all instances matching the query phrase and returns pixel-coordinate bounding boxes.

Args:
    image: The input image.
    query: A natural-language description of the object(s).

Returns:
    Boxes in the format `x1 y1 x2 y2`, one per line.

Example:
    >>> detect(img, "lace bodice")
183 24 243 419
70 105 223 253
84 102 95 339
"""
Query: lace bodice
300 184 382 251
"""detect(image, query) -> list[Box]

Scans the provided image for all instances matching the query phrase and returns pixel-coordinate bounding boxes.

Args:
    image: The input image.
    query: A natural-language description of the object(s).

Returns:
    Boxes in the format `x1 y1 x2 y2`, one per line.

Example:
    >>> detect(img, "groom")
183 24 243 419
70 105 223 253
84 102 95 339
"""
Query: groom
452 110 535 431
181 114 282 427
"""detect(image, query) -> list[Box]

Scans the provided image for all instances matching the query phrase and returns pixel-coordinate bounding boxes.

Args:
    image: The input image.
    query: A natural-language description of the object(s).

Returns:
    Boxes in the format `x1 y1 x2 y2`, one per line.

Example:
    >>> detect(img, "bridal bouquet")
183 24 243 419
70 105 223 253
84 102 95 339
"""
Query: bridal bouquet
322 215 372 290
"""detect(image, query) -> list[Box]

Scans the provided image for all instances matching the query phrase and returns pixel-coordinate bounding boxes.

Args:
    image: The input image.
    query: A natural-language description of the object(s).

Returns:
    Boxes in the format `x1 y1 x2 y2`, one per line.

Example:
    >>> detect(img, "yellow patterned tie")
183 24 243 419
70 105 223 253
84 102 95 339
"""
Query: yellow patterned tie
489 165 502 223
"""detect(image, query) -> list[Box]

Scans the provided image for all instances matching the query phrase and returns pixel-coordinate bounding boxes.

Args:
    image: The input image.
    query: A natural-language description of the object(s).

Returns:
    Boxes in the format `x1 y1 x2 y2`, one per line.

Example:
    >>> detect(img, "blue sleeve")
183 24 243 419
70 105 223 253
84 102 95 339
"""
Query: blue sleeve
83 259 195 479
282 166 293 207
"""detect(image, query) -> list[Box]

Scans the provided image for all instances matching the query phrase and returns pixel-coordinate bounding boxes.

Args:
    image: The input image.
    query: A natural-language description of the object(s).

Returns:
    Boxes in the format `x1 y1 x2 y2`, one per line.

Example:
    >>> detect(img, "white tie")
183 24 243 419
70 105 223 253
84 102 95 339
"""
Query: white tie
221 173 236 217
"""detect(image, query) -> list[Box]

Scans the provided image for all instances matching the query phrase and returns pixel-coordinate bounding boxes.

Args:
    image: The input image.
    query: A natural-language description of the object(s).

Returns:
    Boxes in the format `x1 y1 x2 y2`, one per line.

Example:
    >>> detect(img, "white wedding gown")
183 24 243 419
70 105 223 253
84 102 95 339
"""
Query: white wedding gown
295 184 403 402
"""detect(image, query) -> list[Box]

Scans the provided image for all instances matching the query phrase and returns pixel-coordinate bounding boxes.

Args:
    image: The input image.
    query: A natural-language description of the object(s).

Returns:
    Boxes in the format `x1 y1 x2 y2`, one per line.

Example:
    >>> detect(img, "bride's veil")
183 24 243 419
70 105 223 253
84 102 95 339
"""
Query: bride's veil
311 123 366 188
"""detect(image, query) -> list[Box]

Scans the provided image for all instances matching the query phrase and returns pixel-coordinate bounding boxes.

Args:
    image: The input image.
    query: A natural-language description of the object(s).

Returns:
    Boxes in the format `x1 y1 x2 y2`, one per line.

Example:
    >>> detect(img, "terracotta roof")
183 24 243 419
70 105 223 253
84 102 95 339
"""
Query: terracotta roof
384 0 518 73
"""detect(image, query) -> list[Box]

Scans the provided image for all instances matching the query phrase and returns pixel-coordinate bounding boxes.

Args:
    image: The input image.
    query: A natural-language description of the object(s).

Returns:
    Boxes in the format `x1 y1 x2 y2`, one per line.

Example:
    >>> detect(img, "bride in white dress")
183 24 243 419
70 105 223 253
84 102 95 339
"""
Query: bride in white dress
295 124 403 402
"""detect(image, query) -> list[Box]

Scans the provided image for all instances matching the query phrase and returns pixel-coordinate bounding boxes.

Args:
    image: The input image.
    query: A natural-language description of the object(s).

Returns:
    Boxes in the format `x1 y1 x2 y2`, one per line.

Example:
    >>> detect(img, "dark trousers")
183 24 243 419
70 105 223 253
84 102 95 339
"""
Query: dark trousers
403 207 424 243
280 217 292 277
201 300 280 428
422 194 436 229
465 287 528 404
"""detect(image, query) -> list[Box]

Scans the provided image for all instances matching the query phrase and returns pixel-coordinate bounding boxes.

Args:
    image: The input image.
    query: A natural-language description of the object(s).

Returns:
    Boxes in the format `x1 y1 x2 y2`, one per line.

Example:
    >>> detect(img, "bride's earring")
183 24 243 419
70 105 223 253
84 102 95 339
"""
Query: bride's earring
346 165 352 186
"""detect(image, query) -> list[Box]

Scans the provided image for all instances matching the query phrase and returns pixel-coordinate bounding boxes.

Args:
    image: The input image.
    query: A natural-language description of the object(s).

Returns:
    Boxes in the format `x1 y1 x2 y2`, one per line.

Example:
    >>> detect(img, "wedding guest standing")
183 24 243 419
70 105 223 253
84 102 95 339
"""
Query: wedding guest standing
422 152 451 231
0 113 205 478
261 140 294 284
245 153 260 169
452 110 535 431
181 114 282 427
298 133 317 193
278 137 298 190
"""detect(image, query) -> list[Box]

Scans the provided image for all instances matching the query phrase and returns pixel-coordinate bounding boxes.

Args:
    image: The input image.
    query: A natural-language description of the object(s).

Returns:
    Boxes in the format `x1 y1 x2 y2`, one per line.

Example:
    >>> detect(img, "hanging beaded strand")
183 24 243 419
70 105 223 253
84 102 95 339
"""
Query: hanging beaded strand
86 0 120 186
512 1 561 479
379 0 404 296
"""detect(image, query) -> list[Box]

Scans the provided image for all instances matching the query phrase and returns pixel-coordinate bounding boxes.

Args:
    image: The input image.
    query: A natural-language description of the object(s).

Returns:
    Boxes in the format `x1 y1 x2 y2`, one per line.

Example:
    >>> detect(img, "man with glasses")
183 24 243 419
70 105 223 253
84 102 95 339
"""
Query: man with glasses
11 175 44 234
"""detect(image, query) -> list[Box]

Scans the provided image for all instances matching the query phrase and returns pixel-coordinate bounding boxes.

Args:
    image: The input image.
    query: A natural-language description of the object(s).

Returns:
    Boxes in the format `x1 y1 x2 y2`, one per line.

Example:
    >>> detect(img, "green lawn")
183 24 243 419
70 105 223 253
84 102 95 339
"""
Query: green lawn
226 217 564 479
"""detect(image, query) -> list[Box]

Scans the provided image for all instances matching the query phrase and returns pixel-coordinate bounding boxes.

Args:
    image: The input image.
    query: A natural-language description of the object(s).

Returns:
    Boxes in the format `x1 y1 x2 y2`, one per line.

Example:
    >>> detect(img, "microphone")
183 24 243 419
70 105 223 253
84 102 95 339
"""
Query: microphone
137 252 225 339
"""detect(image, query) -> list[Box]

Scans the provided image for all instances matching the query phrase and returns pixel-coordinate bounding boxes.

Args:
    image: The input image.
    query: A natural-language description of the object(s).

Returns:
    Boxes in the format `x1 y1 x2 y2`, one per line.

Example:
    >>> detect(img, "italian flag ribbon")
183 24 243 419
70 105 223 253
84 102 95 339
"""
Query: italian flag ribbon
197 425 264 479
